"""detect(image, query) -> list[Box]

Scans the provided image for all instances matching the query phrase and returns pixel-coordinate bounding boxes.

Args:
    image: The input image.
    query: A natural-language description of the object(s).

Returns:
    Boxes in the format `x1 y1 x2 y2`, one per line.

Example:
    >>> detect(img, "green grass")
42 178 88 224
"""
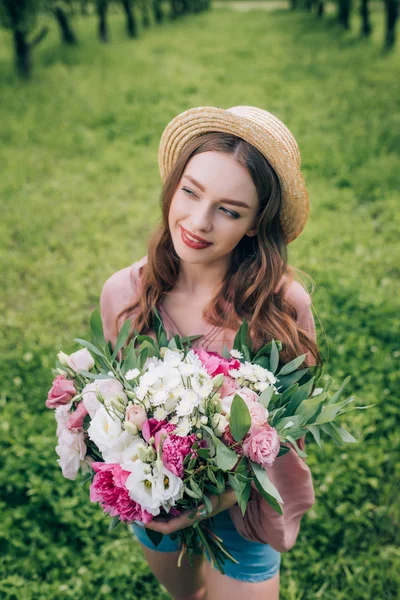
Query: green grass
1 5 399 599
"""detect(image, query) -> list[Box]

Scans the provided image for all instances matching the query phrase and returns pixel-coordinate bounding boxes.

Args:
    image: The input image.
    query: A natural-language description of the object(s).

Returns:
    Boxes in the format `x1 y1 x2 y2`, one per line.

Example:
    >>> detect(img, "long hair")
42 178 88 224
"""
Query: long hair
116 132 322 367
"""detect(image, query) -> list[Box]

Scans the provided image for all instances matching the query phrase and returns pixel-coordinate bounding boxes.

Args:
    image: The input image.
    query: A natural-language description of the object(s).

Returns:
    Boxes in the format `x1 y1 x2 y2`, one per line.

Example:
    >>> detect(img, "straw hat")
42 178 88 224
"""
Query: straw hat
158 105 310 244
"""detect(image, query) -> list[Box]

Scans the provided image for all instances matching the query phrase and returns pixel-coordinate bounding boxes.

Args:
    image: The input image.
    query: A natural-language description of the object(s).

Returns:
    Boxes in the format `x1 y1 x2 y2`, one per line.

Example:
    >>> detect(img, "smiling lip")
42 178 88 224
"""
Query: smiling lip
180 226 212 249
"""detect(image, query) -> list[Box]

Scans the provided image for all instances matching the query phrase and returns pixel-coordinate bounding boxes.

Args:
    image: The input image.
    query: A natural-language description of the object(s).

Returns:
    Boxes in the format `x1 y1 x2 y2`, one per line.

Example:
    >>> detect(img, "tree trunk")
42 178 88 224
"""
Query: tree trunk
317 0 324 17
121 0 138 37
360 0 372 35
13 29 31 79
152 0 163 23
81 0 89 14
97 0 109 42
53 7 78 44
338 0 352 29
384 0 398 47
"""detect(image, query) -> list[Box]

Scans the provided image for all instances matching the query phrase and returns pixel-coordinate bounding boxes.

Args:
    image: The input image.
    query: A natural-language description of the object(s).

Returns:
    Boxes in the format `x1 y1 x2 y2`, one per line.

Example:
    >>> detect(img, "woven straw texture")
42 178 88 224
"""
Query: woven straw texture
158 106 310 244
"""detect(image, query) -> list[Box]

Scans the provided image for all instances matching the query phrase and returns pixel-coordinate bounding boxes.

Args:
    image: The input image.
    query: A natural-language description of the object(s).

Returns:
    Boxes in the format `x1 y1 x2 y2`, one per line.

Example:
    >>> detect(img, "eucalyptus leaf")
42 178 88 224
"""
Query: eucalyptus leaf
294 392 326 424
277 354 306 376
284 377 315 417
307 425 322 448
315 397 354 424
269 340 279 374
251 461 284 504
228 473 251 516
277 369 309 391
215 441 238 471
327 375 352 405
284 435 308 458
258 386 274 409
222 343 231 359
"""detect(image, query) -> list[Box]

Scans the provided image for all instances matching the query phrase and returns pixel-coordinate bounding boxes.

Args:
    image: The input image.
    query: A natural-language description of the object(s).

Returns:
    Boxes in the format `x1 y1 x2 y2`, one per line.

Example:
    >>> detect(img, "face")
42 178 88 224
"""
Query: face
168 151 259 266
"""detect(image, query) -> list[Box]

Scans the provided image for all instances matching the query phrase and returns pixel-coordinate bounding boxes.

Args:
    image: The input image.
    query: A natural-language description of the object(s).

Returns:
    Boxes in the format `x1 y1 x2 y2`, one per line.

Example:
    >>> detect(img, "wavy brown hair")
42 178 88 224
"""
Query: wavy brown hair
117 132 322 368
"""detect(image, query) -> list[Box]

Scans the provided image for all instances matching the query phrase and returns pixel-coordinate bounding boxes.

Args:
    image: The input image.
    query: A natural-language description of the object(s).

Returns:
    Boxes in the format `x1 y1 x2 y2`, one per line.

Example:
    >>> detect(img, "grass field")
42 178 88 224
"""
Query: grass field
1 4 399 599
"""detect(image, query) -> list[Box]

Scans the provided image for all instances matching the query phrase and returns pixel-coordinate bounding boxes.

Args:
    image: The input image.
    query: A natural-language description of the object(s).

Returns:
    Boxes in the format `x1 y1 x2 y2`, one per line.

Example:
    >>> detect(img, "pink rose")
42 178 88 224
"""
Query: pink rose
219 376 240 398
160 433 198 478
67 401 89 431
242 423 280 468
194 348 241 377
90 462 153 524
46 375 77 409
125 404 147 431
67 348 95 373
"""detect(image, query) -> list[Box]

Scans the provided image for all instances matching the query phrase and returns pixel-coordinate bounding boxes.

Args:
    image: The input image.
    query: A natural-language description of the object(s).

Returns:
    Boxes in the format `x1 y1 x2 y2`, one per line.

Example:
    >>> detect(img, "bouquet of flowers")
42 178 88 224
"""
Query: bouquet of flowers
45 307 371 573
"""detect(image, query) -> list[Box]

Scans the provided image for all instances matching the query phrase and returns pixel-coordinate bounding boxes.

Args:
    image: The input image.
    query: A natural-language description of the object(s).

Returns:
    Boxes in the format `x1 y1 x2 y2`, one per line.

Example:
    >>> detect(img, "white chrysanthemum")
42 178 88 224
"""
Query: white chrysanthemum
185 349 203 367
154 406 167 420
230 349 243 359
175 417 191 436
191 375 214 399
163 349 184 367
125 368 141 381
176 389 200 417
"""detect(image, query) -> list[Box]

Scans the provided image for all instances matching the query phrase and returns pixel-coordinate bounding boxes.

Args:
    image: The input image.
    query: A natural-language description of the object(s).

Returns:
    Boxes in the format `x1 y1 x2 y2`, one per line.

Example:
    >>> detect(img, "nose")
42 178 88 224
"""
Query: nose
189 204 213 233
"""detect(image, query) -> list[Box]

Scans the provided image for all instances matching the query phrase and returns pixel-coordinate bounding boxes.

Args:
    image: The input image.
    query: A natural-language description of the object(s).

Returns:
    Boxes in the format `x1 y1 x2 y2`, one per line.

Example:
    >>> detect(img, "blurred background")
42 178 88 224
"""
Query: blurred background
1 0 399 598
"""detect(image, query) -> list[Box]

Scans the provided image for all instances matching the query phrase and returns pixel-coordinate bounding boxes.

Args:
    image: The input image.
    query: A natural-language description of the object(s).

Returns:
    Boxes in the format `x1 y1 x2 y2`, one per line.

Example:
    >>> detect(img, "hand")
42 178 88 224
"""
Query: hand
143 488 238 535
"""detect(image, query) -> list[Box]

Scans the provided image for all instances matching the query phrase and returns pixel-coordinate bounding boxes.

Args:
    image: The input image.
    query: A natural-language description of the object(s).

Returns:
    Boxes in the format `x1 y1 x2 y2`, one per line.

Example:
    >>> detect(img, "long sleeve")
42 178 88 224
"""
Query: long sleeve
229 280 317 551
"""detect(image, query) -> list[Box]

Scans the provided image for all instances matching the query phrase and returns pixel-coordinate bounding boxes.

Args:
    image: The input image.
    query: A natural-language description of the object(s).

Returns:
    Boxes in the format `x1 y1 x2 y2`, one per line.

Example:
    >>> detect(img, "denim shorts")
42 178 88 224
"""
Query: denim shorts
131 509 281 583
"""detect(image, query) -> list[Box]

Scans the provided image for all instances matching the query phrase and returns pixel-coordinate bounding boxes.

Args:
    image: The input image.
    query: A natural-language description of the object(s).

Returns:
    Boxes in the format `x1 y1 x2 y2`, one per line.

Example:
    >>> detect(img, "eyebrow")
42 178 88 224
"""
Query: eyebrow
183 175 251 209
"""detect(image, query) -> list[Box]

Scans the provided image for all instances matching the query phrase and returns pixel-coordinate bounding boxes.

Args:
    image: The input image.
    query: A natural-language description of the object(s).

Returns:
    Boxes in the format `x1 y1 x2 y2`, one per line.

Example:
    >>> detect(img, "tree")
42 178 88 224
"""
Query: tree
384 0 398 47
0 0 48 78
96 0 109 41
48 0 78 44
360 0 372 36
120 0 138 37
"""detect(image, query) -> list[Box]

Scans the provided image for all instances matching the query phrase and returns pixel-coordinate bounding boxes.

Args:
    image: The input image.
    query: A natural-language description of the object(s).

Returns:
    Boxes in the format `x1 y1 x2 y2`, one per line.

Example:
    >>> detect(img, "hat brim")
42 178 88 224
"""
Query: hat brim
158 106 309 244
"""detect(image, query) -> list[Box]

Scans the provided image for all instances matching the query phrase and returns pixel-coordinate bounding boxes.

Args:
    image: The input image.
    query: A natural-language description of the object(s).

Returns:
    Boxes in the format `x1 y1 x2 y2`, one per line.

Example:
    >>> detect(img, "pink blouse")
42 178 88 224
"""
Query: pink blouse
100 255 317 552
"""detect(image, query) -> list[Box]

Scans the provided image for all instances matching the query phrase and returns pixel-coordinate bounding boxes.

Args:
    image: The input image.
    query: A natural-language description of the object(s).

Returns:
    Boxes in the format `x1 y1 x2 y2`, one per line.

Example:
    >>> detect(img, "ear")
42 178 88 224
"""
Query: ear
246 227 257 237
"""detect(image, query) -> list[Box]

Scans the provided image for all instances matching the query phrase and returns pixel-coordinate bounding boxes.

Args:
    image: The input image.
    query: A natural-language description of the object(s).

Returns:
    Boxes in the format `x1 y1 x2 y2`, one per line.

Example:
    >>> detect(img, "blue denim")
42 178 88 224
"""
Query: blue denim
131 509 281 583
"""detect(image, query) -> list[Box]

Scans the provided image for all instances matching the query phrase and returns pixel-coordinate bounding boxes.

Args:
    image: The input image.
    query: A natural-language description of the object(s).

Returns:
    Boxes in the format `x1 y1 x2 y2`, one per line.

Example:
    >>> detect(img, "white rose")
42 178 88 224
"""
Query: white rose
55 429 86 480
67 348 95 373
82 378 127 418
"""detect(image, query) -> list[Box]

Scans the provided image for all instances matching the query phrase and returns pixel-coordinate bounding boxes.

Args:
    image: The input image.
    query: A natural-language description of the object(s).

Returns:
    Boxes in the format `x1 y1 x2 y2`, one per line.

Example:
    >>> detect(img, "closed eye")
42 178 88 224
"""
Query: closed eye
180 187 240 219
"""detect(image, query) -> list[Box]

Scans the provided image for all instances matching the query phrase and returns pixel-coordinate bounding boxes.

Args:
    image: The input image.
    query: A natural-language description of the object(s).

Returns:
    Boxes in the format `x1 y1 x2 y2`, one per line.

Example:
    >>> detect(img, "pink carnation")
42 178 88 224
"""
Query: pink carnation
161 433 198 478
194 348 241 377
90 462 152 524
142 418 176 443
242 423 280 469
46 375 77 409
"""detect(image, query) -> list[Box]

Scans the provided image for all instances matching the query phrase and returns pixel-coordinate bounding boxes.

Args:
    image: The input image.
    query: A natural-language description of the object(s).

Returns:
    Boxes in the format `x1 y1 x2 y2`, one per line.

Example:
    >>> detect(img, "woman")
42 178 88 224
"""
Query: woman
100 106 322 599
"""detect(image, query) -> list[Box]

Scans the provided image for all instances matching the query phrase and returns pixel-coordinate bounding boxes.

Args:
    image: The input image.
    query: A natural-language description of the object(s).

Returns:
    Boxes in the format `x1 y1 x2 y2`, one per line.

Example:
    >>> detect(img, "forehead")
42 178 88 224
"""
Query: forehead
182 151 258 208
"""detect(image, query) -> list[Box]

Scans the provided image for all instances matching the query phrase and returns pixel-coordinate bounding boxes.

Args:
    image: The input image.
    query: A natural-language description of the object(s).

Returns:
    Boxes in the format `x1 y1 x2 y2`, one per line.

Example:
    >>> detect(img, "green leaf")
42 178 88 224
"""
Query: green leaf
275 414 305 435
90 307 105 346
215 441 239 471
111 319 132 361
138 347 149 369
228 474 251 516
73 338 105 359
215 471 226 495
251 463 283 515
207 466 218 484
252 355 270 370
184 486 202 499
269 340 279 374
258 386 275 409
230 394 252 442
144 528 164 547
284 435 308 458
327 375 352 405
109 516 120 532
189 478 203 498
294 392 326 424
277 445 291 457
202 495 213 514
320 421 357 444
284 377 315 416
276 369 309 391
315 397 354 424
76 369 111 380
277 354 306 376
121 338 138 374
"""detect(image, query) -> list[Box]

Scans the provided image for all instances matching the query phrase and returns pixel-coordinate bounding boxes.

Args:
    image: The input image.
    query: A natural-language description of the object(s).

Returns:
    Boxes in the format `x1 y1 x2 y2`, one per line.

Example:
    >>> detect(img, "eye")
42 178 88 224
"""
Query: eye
181 187 240 219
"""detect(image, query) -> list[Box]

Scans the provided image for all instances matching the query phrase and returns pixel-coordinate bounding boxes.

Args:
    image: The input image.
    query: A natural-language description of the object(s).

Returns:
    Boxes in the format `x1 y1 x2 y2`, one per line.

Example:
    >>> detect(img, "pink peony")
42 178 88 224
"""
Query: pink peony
125 404 147 431
67 401 88 430
194 348 241 377
160 433 198 478
90 462 153 523
46 375 77 409
219 376 240 398
221 386 259 414
242 423 280 469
